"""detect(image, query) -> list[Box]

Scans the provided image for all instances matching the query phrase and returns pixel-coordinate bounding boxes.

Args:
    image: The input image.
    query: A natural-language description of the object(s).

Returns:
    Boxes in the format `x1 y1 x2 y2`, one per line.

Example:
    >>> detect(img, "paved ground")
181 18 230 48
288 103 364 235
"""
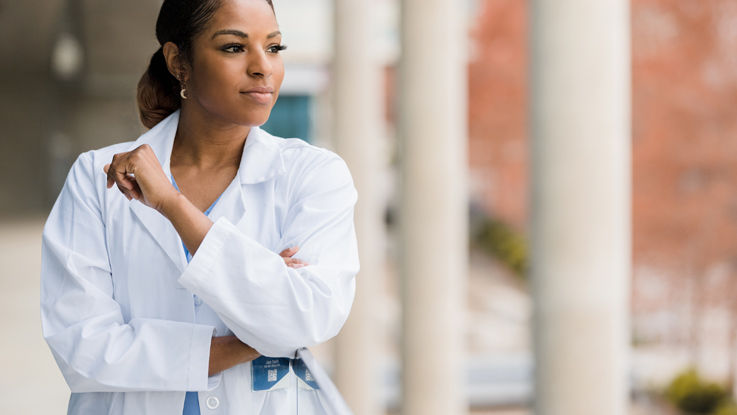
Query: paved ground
0 218 68 414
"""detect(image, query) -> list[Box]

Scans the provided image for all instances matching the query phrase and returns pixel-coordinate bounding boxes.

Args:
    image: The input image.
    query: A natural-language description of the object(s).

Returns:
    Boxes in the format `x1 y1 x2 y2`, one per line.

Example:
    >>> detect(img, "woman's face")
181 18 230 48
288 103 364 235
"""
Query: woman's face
184 0 285 127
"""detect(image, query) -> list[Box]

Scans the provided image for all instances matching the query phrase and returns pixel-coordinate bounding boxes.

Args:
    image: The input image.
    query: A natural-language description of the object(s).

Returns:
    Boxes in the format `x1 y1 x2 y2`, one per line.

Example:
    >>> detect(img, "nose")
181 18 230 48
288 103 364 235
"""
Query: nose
247 49 272 79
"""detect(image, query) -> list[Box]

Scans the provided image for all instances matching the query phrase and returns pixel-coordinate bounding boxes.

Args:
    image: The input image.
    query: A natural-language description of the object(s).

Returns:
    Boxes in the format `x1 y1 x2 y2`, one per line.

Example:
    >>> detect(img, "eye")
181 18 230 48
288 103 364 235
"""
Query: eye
267 44 288 54
222 43 245 53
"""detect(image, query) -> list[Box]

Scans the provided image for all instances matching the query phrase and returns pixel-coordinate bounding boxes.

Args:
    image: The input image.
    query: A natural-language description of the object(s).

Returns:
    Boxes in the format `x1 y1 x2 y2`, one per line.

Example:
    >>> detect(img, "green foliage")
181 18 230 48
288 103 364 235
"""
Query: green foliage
472 217 527 277
714 401 737 415
665 368 729 414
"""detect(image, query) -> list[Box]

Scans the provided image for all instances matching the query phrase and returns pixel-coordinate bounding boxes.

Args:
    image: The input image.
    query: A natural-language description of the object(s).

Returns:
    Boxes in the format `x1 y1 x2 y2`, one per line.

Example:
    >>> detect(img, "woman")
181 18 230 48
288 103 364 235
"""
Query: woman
40 0 359 413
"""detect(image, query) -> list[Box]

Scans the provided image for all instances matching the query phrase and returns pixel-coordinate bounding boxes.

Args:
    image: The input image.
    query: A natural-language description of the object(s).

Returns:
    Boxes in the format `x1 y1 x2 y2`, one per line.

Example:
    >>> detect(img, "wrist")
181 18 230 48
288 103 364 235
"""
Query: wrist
158 189 185 217
228 336 258 364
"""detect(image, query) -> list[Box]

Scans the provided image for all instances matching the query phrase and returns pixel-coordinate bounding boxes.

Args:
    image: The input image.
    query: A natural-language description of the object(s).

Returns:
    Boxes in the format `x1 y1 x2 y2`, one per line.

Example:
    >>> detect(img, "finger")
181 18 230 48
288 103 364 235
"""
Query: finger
114 176 139 200
288 257 307 265
279 246 299 257
115 172 135 191
117 185 133 201
116 184 133 200
107 162 134 191
128 178 144 201
104 164 113 188
117 180 142 203
283 257 308 268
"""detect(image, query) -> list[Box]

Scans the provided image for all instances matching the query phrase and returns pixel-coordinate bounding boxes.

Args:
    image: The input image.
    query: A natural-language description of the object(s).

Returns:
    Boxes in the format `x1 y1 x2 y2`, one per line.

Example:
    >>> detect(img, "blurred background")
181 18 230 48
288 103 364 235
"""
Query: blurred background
1 0 736 414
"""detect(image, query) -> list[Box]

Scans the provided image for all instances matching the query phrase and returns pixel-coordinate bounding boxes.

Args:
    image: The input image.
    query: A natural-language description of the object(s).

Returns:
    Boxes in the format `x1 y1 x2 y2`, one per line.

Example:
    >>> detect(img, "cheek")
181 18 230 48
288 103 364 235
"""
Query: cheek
271 66 285 107
273 61 285 88
194 62 242 95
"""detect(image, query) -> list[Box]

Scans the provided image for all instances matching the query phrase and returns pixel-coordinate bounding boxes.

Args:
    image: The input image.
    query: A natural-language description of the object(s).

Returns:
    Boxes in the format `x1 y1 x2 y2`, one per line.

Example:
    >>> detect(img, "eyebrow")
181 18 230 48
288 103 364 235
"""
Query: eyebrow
211 29 282 40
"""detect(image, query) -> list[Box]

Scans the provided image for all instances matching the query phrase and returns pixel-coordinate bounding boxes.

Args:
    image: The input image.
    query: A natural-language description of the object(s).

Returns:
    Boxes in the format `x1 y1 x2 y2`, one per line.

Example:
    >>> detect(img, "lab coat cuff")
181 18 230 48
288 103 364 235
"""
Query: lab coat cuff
178 217 230 291
187 324 215 390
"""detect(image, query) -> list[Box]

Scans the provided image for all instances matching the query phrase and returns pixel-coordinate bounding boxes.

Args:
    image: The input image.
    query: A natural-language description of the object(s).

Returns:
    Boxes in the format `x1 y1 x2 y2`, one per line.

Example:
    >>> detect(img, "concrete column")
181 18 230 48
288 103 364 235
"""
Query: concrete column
398 0 468 414
331 1 384 414
530 1 631 414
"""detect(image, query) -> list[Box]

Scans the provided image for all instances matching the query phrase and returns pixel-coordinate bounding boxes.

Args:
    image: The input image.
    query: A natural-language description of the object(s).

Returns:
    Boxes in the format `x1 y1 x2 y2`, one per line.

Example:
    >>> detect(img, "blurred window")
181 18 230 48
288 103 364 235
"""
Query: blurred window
262 95 312 143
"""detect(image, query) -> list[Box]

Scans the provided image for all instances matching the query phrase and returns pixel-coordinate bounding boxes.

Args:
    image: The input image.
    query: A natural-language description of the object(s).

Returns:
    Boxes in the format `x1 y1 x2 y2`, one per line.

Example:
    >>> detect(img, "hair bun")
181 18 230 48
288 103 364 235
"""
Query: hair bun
136 47 180 129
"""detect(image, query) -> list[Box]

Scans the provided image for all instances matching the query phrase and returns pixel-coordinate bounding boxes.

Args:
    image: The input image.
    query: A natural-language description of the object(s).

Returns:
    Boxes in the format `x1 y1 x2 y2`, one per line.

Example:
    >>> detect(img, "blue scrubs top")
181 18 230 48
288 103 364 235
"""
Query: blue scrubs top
172 176 223 415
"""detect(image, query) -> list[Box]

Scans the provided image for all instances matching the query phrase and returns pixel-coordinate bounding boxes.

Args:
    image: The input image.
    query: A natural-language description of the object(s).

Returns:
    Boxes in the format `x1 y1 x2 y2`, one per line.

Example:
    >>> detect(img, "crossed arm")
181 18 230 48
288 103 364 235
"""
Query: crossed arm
42 144 356 392
104 144 310 377
206 246 306 376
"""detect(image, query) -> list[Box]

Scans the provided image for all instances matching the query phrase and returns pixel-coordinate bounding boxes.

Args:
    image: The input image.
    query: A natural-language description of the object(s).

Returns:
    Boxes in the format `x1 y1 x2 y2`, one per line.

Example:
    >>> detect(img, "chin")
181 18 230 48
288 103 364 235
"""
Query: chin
248 113 272 127
228 108 273 128
198 97 274 128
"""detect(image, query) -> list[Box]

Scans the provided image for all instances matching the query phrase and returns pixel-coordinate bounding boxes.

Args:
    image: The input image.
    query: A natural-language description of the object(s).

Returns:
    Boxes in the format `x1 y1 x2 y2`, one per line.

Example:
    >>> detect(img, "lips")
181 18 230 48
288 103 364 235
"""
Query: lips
241 87 274 105
244 86 274 94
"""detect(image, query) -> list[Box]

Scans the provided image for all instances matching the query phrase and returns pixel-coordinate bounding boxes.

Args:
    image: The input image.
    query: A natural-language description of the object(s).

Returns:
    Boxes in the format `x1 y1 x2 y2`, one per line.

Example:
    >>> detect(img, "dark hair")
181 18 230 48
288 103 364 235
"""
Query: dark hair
136 0 275 128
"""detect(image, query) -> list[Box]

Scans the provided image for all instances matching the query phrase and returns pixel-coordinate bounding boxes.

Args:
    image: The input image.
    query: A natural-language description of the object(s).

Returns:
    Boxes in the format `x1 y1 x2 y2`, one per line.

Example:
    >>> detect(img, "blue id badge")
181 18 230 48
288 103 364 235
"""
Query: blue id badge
251 356 291 391
292 358 320 390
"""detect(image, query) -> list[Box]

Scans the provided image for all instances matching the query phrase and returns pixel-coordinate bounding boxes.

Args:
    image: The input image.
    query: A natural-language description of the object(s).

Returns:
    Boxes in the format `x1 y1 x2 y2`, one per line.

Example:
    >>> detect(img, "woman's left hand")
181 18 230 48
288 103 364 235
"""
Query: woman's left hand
103 144 179 213
280 246 308 269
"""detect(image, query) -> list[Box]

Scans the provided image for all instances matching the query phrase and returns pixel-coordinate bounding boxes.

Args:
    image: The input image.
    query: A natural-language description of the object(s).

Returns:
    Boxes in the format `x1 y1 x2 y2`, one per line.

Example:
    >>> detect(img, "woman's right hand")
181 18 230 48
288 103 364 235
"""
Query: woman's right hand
103 144 179 213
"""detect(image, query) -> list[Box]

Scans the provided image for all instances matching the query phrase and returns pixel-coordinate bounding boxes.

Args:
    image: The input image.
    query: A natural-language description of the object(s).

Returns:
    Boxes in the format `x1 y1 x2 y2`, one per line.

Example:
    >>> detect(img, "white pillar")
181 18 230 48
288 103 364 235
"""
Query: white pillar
331 1 383 414
530 1 631 414
398 0 468 413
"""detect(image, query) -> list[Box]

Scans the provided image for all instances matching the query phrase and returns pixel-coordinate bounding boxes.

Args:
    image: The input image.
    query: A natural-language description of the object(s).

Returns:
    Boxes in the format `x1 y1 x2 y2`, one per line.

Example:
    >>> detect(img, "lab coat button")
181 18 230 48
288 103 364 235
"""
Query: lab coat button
206 396 220 409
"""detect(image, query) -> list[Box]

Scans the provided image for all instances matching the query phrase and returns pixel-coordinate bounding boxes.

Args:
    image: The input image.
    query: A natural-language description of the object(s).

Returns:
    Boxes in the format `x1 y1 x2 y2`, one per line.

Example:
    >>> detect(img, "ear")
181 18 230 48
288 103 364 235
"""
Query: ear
162 42 189 81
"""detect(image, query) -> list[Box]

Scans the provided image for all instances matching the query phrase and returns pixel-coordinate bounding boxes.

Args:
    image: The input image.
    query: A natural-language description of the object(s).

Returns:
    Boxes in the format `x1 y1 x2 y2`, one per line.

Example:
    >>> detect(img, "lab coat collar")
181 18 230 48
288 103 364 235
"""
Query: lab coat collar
127 110 287 184
125 110 286 274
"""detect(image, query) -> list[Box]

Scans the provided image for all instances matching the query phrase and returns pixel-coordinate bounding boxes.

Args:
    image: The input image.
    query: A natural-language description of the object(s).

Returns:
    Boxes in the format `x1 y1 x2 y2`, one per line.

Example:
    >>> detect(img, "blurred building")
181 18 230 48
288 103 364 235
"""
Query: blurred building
469 0 737 382
2 0 733 408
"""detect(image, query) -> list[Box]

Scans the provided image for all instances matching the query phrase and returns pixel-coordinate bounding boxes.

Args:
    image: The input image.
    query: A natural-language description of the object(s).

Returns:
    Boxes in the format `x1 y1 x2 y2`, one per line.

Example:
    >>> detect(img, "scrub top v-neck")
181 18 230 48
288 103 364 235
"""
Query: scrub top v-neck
172 175 224 415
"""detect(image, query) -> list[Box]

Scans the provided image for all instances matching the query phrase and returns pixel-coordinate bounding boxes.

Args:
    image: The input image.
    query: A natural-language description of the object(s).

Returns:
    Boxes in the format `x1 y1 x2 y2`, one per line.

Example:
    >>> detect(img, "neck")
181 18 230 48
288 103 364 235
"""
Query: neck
172 105 252 170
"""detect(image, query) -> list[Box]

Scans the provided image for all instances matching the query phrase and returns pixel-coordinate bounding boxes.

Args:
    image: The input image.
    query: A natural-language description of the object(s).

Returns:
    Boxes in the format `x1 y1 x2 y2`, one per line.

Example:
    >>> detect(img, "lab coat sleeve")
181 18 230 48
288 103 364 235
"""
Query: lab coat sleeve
40 152 214 393
178 151 359 358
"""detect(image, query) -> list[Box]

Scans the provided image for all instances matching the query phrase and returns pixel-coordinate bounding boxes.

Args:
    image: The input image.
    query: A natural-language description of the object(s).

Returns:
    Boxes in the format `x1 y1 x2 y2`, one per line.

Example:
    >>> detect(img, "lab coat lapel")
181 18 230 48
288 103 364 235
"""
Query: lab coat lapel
237 127 286 186
127 116 286 271
130 201 186 274
127 111 187 273
213 127 286 228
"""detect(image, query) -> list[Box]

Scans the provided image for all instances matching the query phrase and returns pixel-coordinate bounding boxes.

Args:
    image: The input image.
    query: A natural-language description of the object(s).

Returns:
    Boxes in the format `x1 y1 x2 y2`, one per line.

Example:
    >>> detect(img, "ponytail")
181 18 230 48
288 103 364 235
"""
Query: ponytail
137 47 180 129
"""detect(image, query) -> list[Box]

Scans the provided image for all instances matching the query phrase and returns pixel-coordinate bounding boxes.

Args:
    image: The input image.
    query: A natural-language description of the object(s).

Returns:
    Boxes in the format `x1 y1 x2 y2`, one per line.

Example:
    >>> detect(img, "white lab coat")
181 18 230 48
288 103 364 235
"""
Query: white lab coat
40 110 359 414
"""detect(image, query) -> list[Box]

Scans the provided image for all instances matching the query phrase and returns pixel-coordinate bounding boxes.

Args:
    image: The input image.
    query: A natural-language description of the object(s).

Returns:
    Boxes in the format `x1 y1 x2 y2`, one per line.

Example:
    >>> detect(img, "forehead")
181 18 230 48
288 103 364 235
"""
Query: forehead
205 0 278 35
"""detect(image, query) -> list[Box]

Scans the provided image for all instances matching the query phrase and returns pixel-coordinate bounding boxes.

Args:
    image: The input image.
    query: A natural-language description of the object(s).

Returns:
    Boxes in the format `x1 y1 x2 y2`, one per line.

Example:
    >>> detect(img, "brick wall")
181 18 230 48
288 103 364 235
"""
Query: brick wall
469 0 737 316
